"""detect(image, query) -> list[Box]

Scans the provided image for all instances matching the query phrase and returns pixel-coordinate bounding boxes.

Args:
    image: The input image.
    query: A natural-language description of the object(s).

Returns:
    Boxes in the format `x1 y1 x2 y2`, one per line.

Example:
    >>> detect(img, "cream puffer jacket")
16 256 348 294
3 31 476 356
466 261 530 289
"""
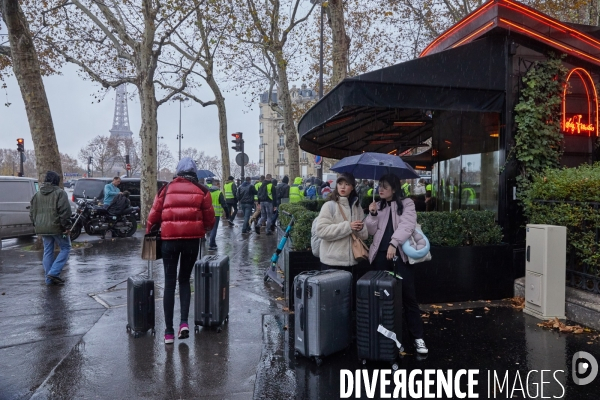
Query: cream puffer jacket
315 196 368 266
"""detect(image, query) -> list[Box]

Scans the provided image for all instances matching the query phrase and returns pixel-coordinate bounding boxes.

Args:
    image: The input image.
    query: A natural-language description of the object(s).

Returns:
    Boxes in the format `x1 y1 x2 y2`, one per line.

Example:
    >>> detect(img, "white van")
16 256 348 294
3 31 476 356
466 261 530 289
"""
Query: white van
0 176 39 248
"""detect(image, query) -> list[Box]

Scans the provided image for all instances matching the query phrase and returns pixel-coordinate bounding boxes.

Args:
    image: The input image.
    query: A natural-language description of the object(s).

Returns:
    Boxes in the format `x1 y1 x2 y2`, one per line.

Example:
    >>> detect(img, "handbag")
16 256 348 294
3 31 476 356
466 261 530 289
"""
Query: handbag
141 226 162 260
337 203 369 262
401 223 432 264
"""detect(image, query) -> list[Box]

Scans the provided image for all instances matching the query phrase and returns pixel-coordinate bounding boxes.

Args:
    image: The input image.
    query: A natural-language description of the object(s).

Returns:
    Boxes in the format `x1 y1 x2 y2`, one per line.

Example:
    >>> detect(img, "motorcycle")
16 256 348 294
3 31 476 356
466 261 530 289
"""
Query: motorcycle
69 192 139 241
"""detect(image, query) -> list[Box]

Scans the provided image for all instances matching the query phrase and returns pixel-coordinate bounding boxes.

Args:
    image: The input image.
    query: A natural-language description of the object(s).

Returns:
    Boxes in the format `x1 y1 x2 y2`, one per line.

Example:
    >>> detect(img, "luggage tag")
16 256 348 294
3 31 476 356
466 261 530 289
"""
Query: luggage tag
377 325 404 351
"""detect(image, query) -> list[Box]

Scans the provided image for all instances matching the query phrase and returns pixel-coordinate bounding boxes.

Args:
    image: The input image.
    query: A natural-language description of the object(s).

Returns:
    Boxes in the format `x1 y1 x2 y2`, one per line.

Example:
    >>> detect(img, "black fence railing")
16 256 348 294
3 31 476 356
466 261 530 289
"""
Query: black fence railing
533 200 600 294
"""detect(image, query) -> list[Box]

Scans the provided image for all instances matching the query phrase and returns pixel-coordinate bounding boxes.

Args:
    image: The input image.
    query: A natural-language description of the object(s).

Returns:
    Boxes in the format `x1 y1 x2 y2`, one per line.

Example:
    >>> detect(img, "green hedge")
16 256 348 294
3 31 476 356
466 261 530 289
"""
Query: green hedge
280 202 503 250
417 210 503 246
521 163 600 273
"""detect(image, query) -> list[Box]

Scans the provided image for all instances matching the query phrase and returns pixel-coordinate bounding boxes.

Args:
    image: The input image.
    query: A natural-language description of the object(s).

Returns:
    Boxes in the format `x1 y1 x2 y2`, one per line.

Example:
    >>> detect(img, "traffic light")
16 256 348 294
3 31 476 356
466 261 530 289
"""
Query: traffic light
17 138 24 152
88 156 92 165
231 132 243 152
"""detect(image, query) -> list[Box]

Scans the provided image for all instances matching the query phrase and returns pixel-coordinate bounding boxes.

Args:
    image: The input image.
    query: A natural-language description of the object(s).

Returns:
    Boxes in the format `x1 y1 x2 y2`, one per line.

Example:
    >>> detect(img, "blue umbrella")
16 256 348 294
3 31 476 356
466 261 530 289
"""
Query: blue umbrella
196 169 215 179
330 152 419 202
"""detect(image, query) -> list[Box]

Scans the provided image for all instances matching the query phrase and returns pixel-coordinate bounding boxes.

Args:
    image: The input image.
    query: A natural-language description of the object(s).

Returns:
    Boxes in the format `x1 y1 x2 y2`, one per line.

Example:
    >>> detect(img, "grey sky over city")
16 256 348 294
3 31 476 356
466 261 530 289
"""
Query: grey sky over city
0 63 261 168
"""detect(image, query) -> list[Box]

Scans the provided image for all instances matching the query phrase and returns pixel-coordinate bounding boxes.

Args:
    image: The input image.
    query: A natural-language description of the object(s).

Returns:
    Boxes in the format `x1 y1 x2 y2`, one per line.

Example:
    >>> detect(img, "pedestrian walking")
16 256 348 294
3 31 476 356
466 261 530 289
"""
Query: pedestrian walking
315 172 368 282
146 157 215 344
269 178 279 232
364 173 428 355
414 179 427 195
224 176 238 225
29 171 72 285
237 176 258 234
276 176 290 204
320 181 332 199
103 177 121 206
256 174 277 235
207 178 230 250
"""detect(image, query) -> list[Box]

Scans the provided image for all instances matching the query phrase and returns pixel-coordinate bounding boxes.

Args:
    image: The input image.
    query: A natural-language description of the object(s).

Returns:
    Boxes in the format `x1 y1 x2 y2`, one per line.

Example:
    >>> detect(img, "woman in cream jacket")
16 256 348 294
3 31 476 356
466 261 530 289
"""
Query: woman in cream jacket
315 173 368 272
364 173 428 355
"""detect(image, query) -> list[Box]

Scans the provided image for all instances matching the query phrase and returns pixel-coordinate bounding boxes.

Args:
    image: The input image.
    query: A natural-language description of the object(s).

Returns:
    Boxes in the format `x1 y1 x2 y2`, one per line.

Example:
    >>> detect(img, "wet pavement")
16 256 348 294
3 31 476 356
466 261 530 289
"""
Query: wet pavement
1 219 600 399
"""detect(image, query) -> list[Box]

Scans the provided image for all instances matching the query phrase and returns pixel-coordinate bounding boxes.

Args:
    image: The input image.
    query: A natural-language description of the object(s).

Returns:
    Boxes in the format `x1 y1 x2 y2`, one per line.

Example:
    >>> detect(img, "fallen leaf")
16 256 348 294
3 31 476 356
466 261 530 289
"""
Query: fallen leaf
485 300 491 303
573 329 584 334
282 307 289 312
431 305 442 309
445 318 452 320
446 304 454 306
484 307 490 311
510 297 525 310
400 352 407 356
275 297 284 301
465 309 473 313
289 311 294 314
433 310 439 315
588 342 594 345
283 325 288 330
421 313 430 318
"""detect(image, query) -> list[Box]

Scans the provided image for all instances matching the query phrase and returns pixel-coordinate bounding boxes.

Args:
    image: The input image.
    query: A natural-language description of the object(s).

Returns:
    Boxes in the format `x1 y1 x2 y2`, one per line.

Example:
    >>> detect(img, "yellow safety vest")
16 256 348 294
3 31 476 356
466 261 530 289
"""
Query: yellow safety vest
289 185 303 203
210 190 223 217
401 183 410 197
462 187 477 205
426 184 432 192
224 182 234 200
254 182 262 201
367 188 373 197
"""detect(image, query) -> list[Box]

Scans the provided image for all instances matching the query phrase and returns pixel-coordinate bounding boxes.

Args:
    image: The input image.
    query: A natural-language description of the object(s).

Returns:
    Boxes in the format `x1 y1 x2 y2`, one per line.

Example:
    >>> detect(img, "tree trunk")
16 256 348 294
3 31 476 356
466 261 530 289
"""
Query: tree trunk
1 0 62 184
328 0 350 85
138 81 159 224
206 74 230 179
274 49 300 179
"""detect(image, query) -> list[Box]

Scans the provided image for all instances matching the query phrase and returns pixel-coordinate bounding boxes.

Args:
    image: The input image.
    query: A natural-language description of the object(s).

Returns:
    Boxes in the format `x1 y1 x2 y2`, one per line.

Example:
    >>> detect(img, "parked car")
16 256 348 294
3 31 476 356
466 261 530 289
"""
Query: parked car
72 177 168 215
0 176 39 249
63 179 79 188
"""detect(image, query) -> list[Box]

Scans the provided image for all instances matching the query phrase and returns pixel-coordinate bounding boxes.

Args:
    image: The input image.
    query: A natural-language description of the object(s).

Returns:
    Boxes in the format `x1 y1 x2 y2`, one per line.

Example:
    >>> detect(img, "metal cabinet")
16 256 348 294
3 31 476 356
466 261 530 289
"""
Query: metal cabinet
524 224 567 320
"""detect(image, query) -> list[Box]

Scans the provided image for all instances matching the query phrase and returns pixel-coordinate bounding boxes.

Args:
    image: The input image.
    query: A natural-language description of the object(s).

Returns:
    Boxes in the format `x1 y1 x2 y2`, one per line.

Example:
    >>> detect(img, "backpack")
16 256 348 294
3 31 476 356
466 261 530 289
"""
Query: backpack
257 182 270 202
311 202 336 258
306 184 317 199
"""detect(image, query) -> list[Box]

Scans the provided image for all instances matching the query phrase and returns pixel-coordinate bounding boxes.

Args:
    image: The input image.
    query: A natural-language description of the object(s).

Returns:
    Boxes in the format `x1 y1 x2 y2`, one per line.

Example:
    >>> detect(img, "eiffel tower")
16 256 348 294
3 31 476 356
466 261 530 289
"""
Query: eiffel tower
109 83 133 140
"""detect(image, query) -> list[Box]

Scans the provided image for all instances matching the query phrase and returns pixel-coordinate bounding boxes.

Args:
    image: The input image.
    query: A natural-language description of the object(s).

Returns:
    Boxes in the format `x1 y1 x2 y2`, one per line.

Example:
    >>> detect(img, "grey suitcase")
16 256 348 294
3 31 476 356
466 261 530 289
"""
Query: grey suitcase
194 255 230 333
294 269 352 366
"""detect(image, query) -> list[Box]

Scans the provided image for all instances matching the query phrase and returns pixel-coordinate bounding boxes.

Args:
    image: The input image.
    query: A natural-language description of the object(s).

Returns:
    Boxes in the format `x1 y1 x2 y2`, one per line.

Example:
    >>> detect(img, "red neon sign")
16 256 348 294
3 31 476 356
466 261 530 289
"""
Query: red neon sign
562 68 599 137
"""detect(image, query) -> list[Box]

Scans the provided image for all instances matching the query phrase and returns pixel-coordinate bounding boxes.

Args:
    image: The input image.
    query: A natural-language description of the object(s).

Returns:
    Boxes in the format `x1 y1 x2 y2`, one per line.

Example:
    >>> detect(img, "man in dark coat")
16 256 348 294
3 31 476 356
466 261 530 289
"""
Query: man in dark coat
29 171 72 285
107 191 132 215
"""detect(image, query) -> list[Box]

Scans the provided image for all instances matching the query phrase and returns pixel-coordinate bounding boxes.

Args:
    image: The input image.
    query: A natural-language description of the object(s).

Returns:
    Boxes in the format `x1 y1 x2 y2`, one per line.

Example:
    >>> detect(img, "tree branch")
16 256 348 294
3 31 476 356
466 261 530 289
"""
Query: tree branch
0 45 11 57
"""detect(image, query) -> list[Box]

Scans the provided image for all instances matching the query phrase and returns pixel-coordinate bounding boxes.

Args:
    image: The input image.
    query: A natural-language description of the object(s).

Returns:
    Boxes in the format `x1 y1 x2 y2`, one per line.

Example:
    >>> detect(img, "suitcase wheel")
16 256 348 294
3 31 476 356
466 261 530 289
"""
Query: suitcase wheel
194 326 199 334
391 362 399 371
151 329 156 336
263 274 270 283
126 324 130 332
225 315 229 323
134 332 140 339
314 357 323 367
294 350 299 358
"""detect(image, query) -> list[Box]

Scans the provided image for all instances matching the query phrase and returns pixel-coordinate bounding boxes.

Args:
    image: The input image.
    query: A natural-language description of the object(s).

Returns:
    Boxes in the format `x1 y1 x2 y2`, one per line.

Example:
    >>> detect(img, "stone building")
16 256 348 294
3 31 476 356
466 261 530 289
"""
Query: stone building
258 85 318 179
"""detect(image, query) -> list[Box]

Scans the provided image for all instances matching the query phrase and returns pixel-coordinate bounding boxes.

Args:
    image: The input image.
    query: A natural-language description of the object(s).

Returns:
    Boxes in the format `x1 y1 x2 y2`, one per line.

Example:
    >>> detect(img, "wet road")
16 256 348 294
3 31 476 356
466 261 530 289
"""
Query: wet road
1 218 600 399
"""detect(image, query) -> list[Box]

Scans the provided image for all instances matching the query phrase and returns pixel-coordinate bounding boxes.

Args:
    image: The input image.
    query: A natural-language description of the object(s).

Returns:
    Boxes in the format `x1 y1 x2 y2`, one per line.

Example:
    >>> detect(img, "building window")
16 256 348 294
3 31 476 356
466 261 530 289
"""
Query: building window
260 151 264 164
260 136 263 145
279 135 285 146
278 151 285 161
301 151 307 161
260 122 264 134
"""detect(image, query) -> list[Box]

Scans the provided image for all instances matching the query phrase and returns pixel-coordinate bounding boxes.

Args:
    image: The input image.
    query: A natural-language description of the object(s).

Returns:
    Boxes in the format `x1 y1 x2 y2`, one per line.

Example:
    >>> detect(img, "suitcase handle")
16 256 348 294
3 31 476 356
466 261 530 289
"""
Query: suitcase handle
299 304 305 332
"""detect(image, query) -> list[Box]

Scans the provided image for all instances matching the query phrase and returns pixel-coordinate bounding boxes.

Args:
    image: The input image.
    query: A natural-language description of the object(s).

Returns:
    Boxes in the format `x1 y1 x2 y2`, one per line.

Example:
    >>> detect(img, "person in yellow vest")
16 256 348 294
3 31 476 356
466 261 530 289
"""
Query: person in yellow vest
254 175 264 202
256 174 277 235
224 176 238 225
401 180 411 197
289 177 304 203
207 178 229 251
425 181 432 192
462 186 477 206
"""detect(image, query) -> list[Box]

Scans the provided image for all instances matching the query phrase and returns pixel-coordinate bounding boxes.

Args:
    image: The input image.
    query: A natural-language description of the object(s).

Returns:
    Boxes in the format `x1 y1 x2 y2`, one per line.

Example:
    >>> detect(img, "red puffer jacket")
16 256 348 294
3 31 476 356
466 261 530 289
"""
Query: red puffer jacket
146 177 215 239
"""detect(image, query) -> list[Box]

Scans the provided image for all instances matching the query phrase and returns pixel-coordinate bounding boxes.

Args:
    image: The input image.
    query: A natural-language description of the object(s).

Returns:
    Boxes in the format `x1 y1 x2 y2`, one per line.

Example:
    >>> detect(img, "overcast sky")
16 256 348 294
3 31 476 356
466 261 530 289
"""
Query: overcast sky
0 63 261 168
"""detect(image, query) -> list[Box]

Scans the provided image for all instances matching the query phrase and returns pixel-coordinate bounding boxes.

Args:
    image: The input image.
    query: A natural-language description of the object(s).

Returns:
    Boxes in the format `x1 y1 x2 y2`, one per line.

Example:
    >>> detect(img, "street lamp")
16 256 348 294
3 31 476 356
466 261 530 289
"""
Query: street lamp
311 0 325 181
174 96 189 161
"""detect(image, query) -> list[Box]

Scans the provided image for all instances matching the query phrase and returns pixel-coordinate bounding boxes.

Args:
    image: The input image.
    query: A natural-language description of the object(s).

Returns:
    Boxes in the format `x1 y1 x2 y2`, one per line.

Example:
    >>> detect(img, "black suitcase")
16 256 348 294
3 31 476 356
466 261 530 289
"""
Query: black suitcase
194 255 230 333
356 270 403 369
294 270 352 366
126 260 156 338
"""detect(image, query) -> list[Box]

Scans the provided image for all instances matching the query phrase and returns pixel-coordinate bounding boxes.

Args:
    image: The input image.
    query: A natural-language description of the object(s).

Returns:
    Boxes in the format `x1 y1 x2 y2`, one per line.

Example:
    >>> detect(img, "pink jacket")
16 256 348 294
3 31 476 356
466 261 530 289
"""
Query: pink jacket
364 198 417 264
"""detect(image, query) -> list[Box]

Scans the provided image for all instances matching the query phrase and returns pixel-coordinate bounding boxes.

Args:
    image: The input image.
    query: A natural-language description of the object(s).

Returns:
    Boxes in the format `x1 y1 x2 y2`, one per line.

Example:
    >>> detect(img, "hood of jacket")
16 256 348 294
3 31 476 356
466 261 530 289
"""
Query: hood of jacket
293 177 303 185
240 181 250 187
40 182 60 195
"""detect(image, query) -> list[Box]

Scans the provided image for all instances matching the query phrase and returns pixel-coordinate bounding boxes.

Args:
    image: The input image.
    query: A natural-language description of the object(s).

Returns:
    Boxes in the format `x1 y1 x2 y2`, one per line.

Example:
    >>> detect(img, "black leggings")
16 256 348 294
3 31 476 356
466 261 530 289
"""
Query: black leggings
372 252 424 340
162 239 200 334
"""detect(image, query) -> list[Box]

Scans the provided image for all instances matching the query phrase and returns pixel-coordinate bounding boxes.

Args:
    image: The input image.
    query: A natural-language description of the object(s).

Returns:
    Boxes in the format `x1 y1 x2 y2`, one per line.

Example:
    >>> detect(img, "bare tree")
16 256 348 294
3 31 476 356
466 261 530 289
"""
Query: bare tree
157 143 174 179
78 135 116 177
36 0 213 222
0 0 62 184
230 0 317 179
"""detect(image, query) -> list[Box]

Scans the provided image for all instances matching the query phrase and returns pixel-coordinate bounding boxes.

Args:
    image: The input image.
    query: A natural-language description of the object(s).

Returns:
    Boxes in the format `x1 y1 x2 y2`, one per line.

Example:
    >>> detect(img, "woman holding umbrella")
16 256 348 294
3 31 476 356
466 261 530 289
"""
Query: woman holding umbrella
364 173 428 355
315 173 368 280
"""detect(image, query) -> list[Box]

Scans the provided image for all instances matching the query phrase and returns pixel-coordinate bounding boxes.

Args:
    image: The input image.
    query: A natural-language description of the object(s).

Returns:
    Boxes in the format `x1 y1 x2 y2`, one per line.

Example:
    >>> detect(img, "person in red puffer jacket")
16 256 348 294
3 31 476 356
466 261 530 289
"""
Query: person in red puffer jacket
146 157 215 344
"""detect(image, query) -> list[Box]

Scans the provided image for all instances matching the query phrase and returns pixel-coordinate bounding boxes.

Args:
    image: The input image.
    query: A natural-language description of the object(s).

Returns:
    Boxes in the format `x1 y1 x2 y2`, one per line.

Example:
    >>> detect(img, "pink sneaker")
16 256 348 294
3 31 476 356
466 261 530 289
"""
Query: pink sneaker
164 333 175 344
178 323 189 339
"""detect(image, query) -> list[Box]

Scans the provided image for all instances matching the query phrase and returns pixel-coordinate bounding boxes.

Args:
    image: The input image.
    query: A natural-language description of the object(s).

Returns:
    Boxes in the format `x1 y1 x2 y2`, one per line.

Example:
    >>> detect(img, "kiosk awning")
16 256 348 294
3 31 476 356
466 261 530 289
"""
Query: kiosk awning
298 37 507 159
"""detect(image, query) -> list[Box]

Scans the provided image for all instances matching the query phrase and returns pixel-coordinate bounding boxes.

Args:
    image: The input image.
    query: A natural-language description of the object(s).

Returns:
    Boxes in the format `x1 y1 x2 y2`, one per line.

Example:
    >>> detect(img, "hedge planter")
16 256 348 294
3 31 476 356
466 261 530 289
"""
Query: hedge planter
414 244 513 304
